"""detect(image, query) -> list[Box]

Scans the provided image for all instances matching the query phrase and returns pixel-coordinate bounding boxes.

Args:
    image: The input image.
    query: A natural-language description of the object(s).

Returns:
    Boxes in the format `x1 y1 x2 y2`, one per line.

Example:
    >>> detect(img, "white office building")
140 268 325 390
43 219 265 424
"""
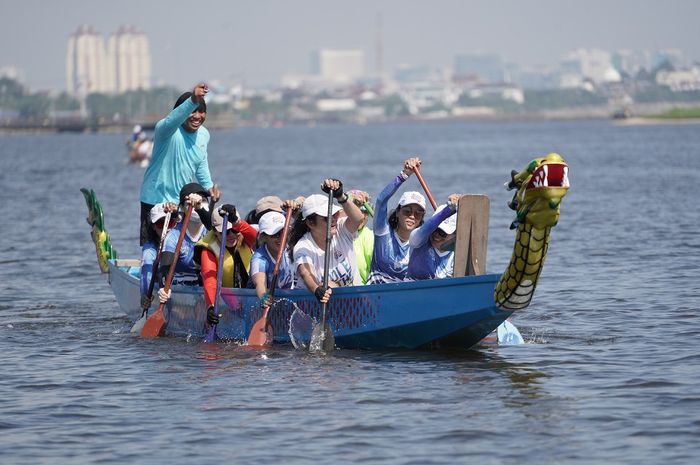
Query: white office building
66 25 110 95
311 49 365 83
66 25 151 96
107 26 151 93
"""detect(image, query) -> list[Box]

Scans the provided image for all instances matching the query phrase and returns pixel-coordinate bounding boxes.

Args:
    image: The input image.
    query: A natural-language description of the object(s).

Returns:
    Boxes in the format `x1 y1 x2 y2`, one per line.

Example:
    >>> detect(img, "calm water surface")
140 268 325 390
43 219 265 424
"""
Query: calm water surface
1 120 699 464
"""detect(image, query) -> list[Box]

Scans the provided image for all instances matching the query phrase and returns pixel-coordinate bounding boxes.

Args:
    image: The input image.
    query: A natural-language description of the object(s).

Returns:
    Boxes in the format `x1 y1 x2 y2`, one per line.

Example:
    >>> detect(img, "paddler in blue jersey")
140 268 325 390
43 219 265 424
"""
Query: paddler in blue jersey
406 194 461 280
138 82 221 246
367 157 427 284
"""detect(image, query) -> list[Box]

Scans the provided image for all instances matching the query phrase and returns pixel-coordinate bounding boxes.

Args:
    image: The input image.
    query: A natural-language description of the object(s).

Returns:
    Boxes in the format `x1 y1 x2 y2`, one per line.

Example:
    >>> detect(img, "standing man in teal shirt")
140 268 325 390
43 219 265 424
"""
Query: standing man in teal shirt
139 82 221 245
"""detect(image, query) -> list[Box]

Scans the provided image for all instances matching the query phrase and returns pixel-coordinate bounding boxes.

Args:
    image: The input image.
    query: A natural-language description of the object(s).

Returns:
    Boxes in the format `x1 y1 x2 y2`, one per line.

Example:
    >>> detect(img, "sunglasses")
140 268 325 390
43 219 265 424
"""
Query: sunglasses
400 208 425 218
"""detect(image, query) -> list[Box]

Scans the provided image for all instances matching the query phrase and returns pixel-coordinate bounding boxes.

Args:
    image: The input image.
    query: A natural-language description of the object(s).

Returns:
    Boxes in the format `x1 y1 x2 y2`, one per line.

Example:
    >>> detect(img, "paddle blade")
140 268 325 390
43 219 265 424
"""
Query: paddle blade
309 322 335 353
247 316 273 348
202 325 217 344
130 314 147 334
453 194 490 277
497 320 524 345
140 307 166 337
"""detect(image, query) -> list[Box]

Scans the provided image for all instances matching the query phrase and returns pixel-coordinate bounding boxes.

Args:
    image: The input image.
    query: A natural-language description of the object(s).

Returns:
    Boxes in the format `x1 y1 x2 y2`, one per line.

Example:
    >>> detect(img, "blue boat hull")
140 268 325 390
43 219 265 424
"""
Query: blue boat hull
109 260 511 349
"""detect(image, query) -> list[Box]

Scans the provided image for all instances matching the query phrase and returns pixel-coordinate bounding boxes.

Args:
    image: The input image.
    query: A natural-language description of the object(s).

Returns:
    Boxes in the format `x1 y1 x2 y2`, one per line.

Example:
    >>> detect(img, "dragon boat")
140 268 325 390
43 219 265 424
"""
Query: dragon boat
81 154 569 349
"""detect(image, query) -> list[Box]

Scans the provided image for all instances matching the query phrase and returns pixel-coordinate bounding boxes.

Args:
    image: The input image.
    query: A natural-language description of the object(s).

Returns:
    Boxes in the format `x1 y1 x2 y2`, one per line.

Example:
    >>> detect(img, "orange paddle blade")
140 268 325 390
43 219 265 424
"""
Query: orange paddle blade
247 314 273 347
140 306 166 337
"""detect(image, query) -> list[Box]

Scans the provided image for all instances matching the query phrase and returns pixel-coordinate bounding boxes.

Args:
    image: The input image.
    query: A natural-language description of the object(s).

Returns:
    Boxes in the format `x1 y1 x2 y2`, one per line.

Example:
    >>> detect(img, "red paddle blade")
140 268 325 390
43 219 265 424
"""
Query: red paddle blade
140 307 166 337
247 316 273 347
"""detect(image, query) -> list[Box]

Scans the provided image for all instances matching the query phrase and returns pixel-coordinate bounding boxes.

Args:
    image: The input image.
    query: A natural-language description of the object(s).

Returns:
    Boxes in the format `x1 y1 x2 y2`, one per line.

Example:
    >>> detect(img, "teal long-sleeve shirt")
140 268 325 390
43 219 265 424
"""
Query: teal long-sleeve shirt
139 98 213 205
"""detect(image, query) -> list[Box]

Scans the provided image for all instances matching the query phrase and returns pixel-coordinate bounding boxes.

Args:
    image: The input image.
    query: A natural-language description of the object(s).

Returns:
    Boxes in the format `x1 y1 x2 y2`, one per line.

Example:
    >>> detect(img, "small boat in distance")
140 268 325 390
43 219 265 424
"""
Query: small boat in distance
126 125 152 167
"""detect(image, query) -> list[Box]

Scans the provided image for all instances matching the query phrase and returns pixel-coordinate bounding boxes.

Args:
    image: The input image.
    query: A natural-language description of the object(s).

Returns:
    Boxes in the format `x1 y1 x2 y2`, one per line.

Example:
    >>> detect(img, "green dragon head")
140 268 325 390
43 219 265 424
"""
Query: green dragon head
507 153 569 228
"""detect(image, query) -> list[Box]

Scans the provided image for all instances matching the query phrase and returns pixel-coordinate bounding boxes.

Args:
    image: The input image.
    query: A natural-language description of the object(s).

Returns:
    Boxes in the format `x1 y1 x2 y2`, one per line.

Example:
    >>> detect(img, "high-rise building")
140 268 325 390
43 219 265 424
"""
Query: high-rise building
107 26 151 93
66 25 151 96
311 49 364 83
66 25 110 95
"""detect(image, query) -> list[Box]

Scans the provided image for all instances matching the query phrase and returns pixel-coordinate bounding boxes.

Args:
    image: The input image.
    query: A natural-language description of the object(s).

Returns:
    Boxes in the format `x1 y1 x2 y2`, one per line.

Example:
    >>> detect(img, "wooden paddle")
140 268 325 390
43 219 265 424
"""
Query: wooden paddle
203 211 229 343
414 166 438 210
131 211 172 334
141 205 194 338
246 206 293 347
310 189 336 352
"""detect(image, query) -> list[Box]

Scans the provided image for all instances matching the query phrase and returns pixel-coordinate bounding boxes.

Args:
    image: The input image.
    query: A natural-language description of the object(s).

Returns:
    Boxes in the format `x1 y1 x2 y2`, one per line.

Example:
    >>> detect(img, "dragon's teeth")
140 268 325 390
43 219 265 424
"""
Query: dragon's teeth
543 165 549 187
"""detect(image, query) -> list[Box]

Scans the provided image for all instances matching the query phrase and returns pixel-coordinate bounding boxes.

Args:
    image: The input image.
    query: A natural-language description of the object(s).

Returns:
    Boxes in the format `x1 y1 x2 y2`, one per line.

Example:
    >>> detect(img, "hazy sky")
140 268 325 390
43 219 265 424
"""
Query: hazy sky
2 0 699 92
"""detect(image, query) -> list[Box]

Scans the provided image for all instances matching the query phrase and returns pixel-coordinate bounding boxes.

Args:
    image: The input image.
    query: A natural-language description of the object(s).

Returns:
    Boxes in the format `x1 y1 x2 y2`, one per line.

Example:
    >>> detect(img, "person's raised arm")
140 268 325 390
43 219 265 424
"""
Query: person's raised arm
321 178 364 234
191 82 208 105
373 157 421 234
154 93 198 140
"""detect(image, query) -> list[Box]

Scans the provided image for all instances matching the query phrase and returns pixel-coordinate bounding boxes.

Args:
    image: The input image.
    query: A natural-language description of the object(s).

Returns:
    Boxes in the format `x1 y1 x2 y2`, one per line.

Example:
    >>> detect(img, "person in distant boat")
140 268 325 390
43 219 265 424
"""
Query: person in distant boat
288 179 366 304
138 82 221 247
406 194 461 280
140 201 178 309
247 199 301 304
367 157 427 284
193 205 258 325
135 132 153 164
156 183 213 301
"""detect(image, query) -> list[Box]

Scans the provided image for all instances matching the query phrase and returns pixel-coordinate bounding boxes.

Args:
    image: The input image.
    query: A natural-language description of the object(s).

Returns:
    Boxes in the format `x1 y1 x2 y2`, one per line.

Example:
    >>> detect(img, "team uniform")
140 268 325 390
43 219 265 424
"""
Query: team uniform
353 225 374 284
406 206 456 280
368 174 411 284
293 216 360 289
161 223 207 286
248 245 294 291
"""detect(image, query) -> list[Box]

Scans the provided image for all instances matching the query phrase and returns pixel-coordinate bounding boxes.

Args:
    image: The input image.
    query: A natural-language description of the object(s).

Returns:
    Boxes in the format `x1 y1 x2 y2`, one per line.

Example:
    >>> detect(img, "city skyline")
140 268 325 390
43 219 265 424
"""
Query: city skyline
2 0 700 92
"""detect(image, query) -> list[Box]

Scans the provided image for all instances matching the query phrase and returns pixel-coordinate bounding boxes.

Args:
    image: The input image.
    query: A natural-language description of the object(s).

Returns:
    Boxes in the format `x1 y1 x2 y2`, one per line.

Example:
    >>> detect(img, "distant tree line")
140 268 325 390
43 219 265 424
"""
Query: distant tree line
0 77 231 124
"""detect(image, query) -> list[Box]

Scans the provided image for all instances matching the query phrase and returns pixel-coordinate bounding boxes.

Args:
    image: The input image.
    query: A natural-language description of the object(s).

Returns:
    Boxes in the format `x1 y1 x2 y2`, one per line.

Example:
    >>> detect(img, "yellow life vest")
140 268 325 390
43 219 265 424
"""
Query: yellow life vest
195 230 253 288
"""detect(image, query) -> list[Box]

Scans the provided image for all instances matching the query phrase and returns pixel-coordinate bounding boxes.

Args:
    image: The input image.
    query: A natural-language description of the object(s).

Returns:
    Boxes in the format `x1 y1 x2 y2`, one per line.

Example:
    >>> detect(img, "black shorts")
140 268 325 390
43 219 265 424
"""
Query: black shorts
140 202 156 246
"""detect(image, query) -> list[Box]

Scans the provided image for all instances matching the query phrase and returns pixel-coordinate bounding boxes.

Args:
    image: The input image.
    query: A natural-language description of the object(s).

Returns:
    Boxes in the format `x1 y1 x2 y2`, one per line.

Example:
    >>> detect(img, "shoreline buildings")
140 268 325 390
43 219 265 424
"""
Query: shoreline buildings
66 25 151 97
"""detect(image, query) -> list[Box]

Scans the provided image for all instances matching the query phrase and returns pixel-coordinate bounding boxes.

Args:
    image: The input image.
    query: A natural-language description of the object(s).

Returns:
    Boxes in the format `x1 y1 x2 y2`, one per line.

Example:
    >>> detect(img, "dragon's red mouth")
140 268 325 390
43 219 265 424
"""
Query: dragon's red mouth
527 163 569 189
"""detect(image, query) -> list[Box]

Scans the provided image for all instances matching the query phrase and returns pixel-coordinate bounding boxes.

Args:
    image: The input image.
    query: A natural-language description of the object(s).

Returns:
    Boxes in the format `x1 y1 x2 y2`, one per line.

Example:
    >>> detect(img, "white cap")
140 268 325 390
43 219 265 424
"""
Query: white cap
149 203 168 223
435 204 457 234
398 191 426 210
258 211 286 235
302 194 341 220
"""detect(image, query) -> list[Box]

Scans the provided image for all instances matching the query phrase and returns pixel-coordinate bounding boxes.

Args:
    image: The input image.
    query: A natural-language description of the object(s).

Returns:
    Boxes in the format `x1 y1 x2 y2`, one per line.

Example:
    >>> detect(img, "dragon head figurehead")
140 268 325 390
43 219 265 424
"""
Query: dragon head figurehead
495 153 570 311
507 153 569 229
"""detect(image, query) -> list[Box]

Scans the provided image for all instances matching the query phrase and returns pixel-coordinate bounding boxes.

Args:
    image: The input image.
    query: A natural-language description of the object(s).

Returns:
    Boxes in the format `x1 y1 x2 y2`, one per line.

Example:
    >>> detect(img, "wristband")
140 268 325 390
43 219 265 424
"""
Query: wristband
337 193 349 204
399 171 409 181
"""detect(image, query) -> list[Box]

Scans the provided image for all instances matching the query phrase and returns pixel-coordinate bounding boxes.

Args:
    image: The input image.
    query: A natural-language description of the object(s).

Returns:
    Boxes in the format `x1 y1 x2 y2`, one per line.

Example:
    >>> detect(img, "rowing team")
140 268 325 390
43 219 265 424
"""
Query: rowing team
141 157 462 327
